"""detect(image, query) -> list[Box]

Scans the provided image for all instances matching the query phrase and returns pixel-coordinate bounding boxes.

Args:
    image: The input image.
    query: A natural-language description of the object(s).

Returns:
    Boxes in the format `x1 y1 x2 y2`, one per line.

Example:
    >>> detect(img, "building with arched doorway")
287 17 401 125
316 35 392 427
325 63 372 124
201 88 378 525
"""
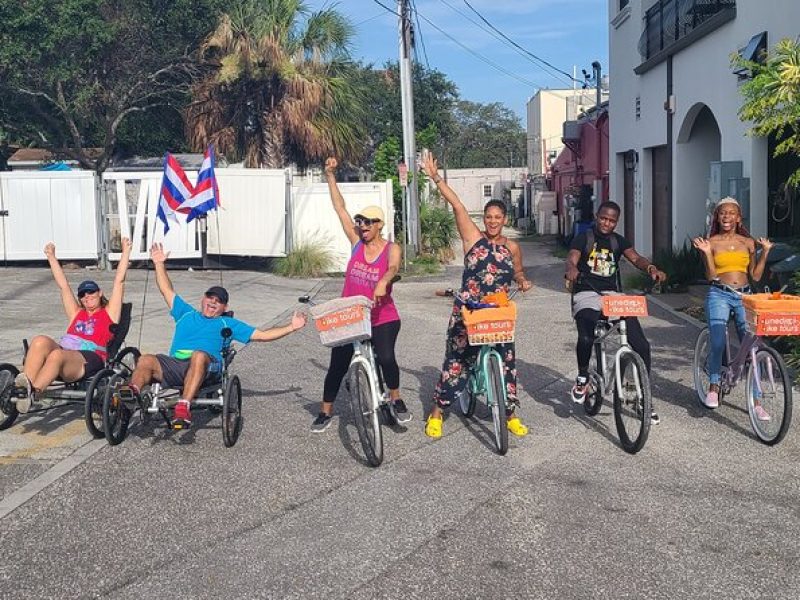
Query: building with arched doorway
608 0 800 256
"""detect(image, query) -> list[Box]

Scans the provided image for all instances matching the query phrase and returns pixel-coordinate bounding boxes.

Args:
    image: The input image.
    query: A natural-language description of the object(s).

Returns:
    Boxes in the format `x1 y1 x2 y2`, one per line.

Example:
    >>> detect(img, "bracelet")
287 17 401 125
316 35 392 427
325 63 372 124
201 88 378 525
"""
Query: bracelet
646 264 658 274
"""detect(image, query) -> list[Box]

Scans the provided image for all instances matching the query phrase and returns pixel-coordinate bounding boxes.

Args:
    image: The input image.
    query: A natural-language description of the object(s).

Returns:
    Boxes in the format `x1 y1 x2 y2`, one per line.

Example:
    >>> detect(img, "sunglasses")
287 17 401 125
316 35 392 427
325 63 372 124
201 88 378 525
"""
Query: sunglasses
354 217 381 227
78 290 99 299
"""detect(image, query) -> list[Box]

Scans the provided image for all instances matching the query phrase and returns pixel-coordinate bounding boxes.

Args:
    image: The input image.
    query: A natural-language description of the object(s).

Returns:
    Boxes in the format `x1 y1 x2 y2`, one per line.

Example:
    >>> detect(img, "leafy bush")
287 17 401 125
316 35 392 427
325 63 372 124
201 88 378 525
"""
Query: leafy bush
275 239 335 277
408 253 441 275
420 200 456 262
654 240 706 291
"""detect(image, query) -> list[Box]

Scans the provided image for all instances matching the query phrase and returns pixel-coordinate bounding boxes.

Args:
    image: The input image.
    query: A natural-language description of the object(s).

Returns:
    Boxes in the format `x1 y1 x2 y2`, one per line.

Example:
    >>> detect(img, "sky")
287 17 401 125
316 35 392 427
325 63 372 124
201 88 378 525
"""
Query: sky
307 0 609 121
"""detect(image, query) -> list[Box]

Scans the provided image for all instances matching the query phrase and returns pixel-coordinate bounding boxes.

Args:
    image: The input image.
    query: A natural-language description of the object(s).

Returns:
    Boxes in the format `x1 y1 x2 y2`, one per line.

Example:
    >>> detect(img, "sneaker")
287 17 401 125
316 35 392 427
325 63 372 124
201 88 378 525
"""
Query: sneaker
172 399 192 430
703 390 719 409
507 416 529 437
311 412 333 433
650 410 660 425
753 404 771 422
14 372 34 414
571 375 588 404
425 414 443 439
391 398 412 423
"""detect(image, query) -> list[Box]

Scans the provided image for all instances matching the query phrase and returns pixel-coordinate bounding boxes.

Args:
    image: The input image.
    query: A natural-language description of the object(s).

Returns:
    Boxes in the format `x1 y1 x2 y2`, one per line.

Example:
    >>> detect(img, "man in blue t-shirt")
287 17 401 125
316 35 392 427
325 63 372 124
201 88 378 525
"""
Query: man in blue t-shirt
124 243 306 428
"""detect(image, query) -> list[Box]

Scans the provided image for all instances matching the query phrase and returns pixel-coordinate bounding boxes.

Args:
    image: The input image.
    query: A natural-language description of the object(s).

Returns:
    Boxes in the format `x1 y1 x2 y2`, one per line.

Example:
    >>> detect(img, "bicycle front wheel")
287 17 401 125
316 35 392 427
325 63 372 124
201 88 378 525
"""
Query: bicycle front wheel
348 362 383 467
613 351 651 454
692 327 713 407
745 347 793 445
487 353 508 456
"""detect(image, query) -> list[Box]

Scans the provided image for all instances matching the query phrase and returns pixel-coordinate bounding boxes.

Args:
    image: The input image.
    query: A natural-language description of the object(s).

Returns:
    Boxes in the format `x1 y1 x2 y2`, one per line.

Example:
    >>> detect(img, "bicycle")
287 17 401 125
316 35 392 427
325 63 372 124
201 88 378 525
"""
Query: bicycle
457 287 520 456
572 277 653 454
692 282 793 445
301 287 402 468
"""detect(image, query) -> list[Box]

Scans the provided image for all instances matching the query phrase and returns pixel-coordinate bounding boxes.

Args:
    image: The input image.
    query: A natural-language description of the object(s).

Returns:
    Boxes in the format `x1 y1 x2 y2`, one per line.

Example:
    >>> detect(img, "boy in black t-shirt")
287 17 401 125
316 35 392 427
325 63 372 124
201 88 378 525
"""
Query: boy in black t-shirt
564 201 667 423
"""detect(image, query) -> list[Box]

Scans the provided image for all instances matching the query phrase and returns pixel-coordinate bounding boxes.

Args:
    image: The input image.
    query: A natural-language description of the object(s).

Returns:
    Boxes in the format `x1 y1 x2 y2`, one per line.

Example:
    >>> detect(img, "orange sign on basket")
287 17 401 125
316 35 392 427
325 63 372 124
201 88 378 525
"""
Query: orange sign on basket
314 305 367 332
601 295 648 318
747 311 800 336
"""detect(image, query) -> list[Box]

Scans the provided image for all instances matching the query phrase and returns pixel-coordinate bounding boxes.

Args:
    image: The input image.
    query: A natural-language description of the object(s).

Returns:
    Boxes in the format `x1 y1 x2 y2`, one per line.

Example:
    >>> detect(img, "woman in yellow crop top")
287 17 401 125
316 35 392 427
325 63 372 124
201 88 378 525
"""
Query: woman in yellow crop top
692 197 773 413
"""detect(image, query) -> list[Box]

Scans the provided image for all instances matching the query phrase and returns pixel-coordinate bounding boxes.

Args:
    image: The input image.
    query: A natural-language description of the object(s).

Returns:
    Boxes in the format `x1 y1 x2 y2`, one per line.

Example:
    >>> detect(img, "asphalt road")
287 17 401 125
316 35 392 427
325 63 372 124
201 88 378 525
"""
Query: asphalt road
1 238 798 599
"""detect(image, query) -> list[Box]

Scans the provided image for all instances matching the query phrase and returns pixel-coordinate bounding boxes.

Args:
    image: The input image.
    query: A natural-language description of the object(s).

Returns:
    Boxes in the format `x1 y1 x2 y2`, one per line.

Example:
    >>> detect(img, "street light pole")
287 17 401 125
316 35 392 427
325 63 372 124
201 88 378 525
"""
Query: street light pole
398 0 420 257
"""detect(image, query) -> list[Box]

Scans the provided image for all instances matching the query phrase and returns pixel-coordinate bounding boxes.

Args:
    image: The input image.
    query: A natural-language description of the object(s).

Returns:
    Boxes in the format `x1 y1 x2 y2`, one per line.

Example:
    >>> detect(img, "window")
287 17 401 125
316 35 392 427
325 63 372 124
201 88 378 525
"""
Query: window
482 184 493 198
619 0 629 9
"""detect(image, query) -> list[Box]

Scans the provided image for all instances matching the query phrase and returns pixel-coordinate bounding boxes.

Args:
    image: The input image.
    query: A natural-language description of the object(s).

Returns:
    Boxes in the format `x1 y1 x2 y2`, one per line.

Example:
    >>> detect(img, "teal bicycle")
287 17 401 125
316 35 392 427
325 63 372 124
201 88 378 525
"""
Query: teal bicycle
457 290 518 456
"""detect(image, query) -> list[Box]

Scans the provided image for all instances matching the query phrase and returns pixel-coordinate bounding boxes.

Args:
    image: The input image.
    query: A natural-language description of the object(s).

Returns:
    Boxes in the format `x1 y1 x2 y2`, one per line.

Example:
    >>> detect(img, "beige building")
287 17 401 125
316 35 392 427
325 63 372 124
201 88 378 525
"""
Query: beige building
526 88 609 175
436 167 528 213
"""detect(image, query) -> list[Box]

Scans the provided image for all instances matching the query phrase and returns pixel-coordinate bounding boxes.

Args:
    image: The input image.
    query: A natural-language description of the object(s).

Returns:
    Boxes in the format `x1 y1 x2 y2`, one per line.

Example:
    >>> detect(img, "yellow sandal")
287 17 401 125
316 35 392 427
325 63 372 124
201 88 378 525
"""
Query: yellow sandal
425 414 443 438
507 416 528 437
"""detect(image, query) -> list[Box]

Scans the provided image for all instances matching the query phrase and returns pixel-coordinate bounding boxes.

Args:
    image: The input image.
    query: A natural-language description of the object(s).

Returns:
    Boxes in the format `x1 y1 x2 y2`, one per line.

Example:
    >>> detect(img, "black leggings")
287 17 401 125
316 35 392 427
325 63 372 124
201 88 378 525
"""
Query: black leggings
323 320 401 402
575 309 651 377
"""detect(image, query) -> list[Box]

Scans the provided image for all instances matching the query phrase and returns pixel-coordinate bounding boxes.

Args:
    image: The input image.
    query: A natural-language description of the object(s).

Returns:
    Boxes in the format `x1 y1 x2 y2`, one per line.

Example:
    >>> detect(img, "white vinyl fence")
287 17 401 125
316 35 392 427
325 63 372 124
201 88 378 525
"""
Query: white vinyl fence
0 171 98 260
0 169 393 273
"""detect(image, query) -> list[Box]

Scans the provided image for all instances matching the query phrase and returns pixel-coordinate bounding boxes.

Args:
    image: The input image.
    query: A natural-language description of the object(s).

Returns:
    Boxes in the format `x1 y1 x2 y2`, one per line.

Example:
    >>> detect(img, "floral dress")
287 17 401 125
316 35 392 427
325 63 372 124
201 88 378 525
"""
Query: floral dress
432 237 518 411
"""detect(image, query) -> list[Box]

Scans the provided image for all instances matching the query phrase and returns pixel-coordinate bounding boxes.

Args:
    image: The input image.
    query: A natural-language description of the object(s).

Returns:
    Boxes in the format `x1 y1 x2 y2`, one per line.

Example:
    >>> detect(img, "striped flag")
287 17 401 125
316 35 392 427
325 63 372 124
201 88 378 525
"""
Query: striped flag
178 145 220 223
157 153 193 234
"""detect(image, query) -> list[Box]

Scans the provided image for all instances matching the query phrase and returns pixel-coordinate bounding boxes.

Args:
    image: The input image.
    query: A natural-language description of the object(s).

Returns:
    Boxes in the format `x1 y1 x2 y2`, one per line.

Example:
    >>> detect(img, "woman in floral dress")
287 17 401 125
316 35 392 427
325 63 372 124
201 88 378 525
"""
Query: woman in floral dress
420 151 532 439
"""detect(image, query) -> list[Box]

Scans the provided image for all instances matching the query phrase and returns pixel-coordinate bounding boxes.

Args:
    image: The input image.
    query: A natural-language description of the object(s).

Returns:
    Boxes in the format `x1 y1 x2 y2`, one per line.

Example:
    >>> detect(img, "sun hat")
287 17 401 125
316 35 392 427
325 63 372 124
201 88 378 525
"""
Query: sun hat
354 205 385 222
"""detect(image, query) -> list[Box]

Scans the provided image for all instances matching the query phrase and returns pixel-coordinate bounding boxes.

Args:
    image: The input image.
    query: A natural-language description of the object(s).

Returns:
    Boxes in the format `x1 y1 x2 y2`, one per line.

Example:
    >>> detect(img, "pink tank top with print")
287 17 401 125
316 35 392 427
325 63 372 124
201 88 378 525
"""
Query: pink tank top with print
341 241 400 327
65 308 114 360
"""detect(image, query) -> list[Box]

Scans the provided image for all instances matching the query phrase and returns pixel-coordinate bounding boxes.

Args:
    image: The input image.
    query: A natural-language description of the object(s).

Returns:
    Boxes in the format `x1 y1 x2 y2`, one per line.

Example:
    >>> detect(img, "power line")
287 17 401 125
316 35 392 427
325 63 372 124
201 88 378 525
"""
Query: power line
413 8 541 88
371 0 401 18
355 11 391 26
462 0 582 85
437 0 574 88
410 0 431 69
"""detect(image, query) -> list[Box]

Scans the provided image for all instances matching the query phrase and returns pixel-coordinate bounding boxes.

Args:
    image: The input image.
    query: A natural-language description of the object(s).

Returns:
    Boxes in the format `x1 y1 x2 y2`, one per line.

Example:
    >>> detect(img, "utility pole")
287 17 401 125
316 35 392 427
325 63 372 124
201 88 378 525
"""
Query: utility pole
591 61 602 112
398 0 420 257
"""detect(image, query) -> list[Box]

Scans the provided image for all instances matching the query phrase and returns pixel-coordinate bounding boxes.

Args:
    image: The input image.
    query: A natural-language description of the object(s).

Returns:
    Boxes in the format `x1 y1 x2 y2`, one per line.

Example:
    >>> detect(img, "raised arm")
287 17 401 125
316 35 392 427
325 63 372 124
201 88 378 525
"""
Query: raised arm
250 311 307 342
692 237 717 280
150 243 176 309
750 237 772 281
106 237 132 323
45 242 80 321
420 151 481 252
507 240 533 292
324 157 359 247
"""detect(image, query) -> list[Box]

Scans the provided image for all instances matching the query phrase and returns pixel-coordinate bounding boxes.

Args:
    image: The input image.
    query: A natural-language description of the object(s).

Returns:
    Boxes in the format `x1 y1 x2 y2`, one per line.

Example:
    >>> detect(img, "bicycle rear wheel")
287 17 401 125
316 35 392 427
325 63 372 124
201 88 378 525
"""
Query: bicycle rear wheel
348 362 383 467
84 368 113 438
613 351 651 454
102 374 131 446
745 347 792 445
583 369 604 416
487 353 508 456
692 327 713 406
458 380 477 418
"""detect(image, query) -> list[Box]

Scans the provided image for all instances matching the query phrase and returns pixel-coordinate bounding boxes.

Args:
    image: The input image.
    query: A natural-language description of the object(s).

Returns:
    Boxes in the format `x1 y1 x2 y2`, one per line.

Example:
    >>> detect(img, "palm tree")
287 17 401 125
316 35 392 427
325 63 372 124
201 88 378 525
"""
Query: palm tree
187 0 365 168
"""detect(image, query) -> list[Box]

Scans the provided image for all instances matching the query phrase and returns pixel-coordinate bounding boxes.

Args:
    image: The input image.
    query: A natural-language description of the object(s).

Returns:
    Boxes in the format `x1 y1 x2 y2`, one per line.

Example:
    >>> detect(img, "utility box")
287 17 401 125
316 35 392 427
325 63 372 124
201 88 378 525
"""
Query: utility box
708 161 743 203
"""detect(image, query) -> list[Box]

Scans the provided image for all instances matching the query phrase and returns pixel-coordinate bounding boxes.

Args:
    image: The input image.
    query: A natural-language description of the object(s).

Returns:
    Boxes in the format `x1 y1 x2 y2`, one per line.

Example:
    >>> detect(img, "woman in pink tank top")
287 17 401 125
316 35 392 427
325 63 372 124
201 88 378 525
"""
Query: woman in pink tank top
8 239 133 414
310 157 409 433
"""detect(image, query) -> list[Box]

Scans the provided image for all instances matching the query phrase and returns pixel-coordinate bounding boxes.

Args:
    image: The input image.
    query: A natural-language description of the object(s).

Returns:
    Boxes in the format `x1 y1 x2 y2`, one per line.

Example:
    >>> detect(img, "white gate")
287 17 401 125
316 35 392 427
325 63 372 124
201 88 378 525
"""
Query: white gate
0 171 98 260
103 169 289 262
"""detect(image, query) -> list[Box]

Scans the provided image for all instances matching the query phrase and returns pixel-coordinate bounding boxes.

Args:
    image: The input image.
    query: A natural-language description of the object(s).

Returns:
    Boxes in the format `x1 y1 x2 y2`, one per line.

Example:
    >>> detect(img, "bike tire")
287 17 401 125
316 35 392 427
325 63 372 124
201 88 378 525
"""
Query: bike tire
102 373 131 446
487 352 509 456
0 363 19 431
222 375 243 447
458 382 477 418
745 346 793 446
113 347 140 376
613 351 651 454
692 327 714 407
84 368 113 439
348 362 383 467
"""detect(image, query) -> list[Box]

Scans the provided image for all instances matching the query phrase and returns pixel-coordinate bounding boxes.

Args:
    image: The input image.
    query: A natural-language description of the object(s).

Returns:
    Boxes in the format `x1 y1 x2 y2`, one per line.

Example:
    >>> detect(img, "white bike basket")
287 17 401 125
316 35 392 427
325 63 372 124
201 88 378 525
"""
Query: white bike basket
310 295 373 347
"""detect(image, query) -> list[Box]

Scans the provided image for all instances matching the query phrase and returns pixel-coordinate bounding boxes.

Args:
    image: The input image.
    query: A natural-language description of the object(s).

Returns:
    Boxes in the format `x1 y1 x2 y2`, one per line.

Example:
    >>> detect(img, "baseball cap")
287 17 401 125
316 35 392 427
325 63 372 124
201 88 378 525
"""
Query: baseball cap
716 196 740 208
354 205 385 222
204 286 229 304
77 280 100 296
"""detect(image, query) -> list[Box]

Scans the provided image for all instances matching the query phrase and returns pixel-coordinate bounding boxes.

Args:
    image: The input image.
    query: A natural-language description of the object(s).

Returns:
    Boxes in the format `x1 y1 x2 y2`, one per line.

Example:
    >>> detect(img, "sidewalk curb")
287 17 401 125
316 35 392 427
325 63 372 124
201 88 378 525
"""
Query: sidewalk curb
648 294 705 330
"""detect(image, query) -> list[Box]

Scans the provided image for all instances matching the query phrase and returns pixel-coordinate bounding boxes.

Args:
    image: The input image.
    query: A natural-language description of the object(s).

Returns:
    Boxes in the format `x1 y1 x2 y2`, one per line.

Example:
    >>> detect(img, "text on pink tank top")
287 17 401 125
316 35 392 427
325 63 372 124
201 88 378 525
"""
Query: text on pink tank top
341 241 400 327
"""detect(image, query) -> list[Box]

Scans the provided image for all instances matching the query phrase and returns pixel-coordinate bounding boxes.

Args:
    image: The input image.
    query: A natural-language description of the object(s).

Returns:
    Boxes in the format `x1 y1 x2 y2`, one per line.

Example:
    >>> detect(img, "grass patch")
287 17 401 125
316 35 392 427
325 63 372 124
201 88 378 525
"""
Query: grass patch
402 253 442 276
274 240 334 277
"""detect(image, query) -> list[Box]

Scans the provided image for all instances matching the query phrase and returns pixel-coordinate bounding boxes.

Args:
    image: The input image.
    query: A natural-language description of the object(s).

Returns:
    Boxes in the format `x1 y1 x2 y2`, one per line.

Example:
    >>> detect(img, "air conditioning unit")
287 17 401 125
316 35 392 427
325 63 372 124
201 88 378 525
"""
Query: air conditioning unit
563 121 581 142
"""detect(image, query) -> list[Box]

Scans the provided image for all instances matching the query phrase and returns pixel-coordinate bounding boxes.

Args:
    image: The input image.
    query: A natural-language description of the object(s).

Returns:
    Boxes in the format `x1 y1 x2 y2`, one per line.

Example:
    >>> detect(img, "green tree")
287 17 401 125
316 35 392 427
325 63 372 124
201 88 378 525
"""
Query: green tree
187 0 365 168
446 100 526 168
735 38 800 185
0 0 227 172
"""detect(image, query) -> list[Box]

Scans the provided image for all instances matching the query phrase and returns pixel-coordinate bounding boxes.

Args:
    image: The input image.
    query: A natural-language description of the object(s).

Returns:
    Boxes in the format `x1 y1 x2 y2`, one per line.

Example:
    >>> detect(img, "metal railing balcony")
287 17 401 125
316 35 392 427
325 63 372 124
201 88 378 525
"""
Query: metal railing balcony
637 0 736 62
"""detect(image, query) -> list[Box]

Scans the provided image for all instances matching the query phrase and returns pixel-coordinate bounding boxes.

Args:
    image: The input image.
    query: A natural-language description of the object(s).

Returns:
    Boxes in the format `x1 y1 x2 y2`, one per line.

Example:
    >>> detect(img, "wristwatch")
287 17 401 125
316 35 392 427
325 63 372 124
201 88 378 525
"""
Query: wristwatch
432 175 442 184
